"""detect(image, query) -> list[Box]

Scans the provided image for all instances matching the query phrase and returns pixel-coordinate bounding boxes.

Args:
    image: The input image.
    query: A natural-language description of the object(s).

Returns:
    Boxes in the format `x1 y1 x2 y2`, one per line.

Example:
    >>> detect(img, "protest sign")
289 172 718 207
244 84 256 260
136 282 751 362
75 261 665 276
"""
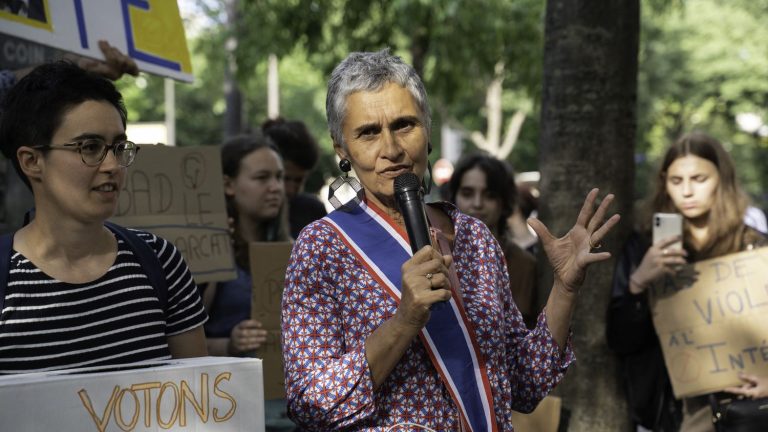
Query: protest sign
111 145 236 284
649 247 768 397
0 1 193 81
249 242 293 400
0 357 264 431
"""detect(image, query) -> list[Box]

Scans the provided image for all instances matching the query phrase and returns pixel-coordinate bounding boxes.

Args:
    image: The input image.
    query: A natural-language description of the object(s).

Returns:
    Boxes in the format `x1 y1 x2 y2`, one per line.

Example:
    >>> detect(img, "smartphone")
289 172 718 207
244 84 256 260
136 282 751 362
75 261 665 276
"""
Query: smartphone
653 213 683 249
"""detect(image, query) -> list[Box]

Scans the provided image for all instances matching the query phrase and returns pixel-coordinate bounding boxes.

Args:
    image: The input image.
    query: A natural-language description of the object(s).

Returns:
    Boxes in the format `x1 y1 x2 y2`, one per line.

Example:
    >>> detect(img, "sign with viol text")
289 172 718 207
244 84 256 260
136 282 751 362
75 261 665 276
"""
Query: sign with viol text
0 357 264 431
250 242 292 400
649 247 768 397
0 0 193 81
111 145 236 284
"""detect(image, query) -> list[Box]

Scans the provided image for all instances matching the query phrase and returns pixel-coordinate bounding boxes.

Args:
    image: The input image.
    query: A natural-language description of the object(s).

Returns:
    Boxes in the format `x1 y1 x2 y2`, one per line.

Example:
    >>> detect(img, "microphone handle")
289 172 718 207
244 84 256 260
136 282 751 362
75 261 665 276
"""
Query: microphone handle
400 197 431 255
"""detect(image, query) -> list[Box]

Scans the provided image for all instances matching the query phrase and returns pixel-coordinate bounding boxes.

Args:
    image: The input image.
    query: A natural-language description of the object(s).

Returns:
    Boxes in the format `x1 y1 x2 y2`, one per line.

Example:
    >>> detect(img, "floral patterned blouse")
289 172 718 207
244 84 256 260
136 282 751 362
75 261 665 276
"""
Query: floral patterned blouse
281 204 574 431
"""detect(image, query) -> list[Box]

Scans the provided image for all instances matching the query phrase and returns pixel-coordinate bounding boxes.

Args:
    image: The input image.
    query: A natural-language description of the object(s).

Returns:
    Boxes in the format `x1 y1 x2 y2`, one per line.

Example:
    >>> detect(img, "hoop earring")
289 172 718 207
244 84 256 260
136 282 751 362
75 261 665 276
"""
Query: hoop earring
328 158 364 210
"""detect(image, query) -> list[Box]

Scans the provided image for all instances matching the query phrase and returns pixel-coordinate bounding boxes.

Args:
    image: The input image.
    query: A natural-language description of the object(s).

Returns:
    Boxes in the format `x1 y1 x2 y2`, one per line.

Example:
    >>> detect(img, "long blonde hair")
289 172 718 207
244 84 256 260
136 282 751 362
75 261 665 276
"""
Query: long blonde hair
644 132 748 258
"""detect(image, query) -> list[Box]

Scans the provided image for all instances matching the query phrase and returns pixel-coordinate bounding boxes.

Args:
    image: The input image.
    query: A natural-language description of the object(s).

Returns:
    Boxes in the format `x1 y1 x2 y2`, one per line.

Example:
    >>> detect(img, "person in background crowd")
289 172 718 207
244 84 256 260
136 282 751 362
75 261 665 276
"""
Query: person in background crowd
0 61 207 373
262 118 327 238
607 132 768 431
201 132 296 431
281 48 619 431
203 132 289 355
449 152 537 327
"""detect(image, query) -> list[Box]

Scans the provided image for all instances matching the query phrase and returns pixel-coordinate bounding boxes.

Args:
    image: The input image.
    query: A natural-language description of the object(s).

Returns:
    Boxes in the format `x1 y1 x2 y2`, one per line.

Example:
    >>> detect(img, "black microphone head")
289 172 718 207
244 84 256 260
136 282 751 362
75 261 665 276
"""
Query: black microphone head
394 172 422 193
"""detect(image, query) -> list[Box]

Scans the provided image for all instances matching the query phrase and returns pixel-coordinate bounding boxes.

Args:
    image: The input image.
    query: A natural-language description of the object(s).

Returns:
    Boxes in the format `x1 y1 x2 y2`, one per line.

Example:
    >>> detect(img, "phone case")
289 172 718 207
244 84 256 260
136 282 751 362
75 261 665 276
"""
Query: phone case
652 213 683 249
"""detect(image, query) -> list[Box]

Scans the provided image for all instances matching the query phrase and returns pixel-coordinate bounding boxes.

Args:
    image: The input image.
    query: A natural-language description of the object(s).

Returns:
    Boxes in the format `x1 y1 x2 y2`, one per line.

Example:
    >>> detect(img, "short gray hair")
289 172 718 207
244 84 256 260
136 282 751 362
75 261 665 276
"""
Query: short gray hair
326 49 431 149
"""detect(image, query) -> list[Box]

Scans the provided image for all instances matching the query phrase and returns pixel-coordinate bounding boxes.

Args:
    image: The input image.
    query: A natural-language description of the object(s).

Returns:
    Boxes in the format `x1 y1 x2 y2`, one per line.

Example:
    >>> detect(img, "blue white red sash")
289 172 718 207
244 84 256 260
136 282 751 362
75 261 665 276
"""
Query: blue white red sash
323 200 498 432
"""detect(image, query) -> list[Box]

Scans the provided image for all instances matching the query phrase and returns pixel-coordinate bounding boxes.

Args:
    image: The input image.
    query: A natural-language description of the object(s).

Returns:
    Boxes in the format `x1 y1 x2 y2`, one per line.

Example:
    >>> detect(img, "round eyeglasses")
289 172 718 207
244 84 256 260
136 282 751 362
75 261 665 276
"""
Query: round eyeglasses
33 138 140 167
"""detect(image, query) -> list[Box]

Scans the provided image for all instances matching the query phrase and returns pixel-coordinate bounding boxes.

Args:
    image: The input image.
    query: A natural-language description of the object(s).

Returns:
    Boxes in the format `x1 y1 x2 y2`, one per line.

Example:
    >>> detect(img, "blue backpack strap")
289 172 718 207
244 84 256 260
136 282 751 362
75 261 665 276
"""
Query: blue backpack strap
104 222 168 310
0 233 13 313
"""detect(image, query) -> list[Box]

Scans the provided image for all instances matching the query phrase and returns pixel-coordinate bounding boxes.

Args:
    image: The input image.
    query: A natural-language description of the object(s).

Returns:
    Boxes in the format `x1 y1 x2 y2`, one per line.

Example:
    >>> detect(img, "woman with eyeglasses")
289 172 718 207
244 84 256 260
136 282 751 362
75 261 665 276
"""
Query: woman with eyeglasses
0 61 208 373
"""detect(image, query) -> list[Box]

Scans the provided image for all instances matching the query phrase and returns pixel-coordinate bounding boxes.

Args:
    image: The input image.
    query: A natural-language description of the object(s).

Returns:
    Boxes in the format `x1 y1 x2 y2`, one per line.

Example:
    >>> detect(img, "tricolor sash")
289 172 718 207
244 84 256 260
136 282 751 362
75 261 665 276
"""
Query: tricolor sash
323 200 498 432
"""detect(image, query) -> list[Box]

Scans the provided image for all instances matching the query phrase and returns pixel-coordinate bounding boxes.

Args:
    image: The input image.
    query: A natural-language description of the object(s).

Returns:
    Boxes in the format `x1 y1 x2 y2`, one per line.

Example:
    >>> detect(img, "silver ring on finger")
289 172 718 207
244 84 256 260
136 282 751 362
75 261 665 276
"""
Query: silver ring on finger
662 249 668 256
589 237 602 249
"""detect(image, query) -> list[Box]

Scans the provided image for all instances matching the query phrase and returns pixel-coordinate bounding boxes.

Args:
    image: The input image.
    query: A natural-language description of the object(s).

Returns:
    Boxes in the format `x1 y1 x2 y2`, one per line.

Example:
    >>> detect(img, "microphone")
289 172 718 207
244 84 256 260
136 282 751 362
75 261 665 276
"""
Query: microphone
394 172 431 255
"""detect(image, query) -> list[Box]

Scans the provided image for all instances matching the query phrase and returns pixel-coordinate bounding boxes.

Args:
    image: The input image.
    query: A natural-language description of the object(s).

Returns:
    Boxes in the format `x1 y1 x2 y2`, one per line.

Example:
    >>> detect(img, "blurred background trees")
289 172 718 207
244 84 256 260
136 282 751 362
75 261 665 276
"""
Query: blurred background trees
118 0 768 209
636 0 768 204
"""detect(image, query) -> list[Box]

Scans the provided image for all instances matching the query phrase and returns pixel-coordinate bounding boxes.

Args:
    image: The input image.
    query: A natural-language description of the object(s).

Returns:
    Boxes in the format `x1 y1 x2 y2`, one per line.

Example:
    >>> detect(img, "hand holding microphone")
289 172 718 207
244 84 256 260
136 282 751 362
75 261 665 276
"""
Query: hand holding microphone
394 172 432 254
394 173 452 328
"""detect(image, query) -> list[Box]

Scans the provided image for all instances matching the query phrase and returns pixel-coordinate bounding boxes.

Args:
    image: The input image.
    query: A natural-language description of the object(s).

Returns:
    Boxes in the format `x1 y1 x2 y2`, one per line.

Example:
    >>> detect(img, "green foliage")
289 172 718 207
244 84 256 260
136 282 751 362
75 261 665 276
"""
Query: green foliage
637 0 768 205
237 0 545 171
116 23 227 147
117 1 768 204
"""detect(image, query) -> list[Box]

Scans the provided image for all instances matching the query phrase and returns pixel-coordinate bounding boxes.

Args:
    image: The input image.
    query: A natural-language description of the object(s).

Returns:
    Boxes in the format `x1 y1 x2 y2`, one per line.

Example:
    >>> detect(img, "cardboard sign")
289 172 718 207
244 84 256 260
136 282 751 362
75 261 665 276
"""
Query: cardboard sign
0 0 193 81
0 357 264 431
111 145 236 284
649 247 768 397
249 242 293 400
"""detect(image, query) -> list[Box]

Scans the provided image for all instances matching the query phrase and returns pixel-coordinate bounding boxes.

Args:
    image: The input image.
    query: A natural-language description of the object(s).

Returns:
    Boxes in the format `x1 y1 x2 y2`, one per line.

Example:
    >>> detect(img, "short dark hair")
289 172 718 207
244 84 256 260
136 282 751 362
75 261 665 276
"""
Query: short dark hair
326 49 431 149
0 61 127 188
449 152 517 239
261 117 319 170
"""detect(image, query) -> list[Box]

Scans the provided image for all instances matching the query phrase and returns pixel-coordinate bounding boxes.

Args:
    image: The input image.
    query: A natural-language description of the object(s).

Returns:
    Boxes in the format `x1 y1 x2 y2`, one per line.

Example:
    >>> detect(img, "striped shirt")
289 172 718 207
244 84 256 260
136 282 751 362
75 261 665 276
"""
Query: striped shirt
0 230 207 374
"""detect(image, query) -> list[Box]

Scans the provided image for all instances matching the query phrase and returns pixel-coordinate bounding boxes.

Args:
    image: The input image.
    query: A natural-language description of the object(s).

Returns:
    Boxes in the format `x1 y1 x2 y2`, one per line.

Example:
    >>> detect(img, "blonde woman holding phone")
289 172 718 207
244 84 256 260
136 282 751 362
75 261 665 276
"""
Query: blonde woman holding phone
607 132 768 431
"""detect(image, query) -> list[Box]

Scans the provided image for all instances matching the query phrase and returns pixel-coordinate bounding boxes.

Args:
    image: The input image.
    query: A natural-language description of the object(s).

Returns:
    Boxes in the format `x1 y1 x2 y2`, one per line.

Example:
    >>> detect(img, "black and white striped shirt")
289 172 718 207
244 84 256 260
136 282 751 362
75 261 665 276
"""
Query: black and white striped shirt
0 230 207 373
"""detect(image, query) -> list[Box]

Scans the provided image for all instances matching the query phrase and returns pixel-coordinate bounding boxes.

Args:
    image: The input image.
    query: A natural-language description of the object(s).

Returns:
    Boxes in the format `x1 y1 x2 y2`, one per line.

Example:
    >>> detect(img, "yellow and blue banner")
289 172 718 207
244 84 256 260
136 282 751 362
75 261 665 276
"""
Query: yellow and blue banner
0 0 193 82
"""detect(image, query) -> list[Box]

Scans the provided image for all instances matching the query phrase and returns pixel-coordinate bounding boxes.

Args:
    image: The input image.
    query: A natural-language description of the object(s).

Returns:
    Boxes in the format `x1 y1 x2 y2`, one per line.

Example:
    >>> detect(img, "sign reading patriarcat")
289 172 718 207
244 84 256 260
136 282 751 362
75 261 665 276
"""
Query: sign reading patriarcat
649 247 768 397
111 145 236 284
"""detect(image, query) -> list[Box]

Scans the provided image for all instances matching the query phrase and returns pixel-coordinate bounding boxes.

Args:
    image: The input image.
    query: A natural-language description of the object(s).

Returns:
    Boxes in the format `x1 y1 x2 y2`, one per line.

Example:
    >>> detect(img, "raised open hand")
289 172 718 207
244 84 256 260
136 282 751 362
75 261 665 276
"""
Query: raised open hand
528 188 620 293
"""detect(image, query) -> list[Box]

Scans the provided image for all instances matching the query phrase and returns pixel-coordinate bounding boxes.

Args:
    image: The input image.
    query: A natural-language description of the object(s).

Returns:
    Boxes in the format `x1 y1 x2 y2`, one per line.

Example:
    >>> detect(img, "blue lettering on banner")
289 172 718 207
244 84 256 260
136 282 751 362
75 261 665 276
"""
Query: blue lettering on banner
120 0 182 71
73 0 88 48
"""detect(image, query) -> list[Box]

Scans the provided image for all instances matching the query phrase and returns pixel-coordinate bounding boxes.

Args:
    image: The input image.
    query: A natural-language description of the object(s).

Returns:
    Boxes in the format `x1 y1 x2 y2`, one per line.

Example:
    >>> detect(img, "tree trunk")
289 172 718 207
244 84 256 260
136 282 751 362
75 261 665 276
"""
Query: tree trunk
537 0 639 430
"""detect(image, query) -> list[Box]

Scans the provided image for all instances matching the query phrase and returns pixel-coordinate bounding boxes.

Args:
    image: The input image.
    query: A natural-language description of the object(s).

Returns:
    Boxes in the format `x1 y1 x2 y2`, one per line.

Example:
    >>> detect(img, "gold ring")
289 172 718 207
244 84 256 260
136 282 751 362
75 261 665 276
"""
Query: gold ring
589 238 602 249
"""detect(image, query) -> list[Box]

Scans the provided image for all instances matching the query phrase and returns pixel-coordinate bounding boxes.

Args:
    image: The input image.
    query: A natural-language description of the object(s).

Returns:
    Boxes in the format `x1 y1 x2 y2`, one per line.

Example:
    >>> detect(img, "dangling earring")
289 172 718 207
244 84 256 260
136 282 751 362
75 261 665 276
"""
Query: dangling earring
422 160 433 195
328 158 364 210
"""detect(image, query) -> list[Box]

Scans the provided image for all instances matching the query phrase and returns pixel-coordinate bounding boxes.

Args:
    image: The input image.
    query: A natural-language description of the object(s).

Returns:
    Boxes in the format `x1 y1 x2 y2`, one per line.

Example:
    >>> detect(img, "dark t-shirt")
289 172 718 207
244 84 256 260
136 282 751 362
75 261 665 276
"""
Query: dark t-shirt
289 193 327 238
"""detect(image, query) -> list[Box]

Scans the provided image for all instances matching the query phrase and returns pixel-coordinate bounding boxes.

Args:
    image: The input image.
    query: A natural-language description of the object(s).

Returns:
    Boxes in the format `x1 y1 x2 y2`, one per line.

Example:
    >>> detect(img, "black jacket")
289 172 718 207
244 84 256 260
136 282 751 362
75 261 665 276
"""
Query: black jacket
607 227 768 431
607 232 682 431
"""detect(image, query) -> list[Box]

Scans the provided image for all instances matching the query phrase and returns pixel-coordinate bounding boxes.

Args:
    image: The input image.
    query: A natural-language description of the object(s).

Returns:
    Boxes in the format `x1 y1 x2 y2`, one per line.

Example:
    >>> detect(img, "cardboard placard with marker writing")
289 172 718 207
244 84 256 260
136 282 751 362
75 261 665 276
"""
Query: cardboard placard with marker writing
0 357 264 431
111 145 236 284
249 242 293 400
649 247 768 397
